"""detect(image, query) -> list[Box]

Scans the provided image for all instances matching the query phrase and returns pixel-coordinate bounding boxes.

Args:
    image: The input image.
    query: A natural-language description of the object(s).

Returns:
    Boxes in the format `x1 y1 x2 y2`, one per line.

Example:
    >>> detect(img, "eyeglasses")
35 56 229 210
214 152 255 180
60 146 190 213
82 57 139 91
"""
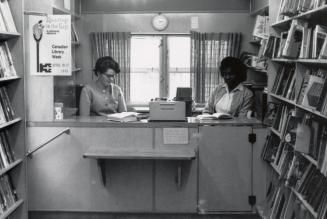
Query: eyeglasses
103 73 116 78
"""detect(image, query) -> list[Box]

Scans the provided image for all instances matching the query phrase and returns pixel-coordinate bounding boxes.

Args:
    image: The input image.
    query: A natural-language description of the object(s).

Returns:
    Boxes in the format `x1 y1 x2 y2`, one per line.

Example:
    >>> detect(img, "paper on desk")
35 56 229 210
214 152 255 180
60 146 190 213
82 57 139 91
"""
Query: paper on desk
163 128 189 144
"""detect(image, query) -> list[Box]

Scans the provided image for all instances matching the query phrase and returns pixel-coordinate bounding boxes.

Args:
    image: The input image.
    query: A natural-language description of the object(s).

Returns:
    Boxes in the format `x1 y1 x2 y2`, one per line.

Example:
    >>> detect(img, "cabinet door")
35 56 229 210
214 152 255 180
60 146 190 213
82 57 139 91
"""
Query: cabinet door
253 127 269 205
198 126 252 212
27 127 153 212
154 127 198 212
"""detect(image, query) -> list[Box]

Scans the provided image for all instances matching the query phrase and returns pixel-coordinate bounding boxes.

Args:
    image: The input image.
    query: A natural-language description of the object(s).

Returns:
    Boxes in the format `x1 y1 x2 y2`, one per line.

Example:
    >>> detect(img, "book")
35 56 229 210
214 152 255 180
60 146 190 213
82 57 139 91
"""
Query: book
312 24 327 59
301 74 325 109
282 19 308 58
0 0 17 33
277 32 289 58
106 112 139 122
252 15 269 39
261 133 281 163
294 124 311 154
196 112 233 120
263 102 280 126
318 35 327 59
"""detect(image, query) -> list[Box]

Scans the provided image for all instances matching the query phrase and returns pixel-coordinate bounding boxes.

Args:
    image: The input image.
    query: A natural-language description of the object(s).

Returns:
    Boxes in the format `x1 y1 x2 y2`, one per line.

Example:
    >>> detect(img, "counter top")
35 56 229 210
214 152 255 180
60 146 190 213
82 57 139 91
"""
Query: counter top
27 116 265 128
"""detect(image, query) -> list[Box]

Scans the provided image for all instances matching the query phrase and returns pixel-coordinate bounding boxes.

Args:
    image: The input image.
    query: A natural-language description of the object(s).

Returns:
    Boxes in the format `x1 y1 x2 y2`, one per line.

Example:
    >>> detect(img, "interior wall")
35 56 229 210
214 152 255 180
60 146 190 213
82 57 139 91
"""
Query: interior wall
250 0 269 13
81 0 250 13
75 13 256 85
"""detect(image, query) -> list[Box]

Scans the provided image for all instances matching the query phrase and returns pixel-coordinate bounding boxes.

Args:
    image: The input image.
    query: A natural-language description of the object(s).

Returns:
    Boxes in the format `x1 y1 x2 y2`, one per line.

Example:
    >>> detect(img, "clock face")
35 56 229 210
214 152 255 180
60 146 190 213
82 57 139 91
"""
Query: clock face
152 15 169 31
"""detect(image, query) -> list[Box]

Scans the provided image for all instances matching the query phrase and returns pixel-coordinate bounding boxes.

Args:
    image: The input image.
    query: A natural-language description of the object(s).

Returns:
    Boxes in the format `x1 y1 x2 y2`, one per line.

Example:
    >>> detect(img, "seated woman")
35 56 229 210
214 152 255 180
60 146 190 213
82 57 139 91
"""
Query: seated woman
79 56 127 116
203 56 253 117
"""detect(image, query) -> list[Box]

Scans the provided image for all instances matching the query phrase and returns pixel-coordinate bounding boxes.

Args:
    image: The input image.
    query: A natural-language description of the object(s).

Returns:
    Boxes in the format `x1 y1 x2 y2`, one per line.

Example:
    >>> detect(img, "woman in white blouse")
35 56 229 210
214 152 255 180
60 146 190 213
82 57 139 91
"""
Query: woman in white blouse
203 56 254 117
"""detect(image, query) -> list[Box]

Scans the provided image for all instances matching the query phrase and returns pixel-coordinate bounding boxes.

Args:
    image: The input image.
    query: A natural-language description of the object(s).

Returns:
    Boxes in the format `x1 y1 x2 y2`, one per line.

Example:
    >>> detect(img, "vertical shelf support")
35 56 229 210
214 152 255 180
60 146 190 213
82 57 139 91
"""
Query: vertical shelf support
176 161 182 189
97 159 106 186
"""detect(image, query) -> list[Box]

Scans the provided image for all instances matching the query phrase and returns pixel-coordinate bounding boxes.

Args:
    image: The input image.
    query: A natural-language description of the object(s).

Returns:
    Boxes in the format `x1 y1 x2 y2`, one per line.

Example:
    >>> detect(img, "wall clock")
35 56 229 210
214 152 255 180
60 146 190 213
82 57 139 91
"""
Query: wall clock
151 14 169 31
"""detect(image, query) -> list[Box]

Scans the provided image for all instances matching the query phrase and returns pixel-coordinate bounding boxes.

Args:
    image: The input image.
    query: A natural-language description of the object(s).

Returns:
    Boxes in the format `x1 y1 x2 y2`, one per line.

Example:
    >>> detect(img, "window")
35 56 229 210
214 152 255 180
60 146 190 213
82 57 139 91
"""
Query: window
130 36 161 104
130 35 190 104
168 37 191 99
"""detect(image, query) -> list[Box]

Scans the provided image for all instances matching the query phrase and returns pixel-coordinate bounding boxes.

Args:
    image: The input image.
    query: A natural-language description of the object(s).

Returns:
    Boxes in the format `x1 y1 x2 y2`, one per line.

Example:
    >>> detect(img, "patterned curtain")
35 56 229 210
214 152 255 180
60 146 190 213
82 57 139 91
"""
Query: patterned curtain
90 32 131 101
190 31 242 103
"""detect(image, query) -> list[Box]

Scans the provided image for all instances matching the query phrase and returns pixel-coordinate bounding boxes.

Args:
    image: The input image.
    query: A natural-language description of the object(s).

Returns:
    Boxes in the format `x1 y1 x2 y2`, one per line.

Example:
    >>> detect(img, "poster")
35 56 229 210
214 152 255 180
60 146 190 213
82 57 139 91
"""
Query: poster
29 15 71 76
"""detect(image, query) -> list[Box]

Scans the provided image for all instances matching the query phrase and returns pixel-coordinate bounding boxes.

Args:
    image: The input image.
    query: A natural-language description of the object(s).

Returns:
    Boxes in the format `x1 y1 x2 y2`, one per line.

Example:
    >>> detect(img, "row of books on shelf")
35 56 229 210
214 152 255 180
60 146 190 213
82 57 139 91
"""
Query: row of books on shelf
0 86 15 125
263 107 327 176
0 174 18 215
276 0 326 22
261 125 327 218
271 64 327 115
262 21 327 59
286 158 327 213
0 0 16 33
0 130 14 170
260 169 326 219
0 42 16 79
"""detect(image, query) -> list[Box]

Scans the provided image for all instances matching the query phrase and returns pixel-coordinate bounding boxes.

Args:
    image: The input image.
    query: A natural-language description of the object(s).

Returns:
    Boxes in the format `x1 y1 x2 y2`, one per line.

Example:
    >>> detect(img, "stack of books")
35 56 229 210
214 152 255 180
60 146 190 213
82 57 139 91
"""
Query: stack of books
0 42 17 79
0 174 18 214
0 87 15 125
0 0 17 33
0 130 15 170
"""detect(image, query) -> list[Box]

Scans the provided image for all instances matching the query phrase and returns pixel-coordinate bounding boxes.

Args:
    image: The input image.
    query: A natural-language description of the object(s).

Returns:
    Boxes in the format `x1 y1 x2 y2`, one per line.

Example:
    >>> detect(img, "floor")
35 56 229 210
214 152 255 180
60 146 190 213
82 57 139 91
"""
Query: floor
29 212 261 219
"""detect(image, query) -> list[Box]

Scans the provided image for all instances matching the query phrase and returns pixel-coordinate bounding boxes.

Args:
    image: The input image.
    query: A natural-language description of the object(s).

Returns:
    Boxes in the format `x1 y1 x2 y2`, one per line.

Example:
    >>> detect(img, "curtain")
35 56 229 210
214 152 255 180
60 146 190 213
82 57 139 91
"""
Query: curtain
190 31 242 103
90 32 131 101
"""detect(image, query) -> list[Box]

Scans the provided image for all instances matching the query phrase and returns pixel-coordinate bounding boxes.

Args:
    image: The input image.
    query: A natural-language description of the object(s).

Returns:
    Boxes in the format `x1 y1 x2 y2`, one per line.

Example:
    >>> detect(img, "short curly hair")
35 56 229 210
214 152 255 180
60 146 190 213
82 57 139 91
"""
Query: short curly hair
94 56 120 76
220 56 247 82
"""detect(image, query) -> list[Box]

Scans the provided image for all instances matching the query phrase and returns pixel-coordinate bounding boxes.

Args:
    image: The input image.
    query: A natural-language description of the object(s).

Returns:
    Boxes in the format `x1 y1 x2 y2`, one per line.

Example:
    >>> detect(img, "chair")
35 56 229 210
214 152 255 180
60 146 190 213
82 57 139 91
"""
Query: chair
75 84 84 116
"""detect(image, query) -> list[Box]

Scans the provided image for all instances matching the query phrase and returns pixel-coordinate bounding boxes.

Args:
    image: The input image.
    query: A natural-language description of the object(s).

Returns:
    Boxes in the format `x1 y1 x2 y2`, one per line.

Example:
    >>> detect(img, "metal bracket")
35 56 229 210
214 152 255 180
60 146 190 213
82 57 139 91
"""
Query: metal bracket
248 133 256 144
26 128 70 158
97 159 106 186
248 195 256 206
175 161 182 189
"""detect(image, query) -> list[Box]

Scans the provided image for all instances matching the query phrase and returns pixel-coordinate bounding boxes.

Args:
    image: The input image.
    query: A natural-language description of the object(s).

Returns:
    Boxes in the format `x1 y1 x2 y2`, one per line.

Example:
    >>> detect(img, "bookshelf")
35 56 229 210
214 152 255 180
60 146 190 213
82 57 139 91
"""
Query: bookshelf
0 0 27 218
258 1 327 219
53 0 81 118
245 3 269 120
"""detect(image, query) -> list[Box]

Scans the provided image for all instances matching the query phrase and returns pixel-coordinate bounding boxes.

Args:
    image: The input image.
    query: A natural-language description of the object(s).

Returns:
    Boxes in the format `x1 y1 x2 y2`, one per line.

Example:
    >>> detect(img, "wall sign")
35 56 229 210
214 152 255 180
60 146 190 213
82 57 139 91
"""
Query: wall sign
29 15 71 76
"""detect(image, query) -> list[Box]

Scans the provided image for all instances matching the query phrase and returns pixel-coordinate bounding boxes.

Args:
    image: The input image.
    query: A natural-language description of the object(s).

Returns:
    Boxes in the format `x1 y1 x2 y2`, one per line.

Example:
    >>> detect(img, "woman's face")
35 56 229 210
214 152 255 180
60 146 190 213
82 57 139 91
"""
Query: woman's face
100 68 116 86
221 67 239 89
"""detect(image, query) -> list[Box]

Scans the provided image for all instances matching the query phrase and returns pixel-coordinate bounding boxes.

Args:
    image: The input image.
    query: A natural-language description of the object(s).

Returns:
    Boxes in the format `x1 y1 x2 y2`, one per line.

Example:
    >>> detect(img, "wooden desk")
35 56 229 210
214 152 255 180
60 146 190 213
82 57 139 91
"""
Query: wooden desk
83 147 196 186
27 118 266 213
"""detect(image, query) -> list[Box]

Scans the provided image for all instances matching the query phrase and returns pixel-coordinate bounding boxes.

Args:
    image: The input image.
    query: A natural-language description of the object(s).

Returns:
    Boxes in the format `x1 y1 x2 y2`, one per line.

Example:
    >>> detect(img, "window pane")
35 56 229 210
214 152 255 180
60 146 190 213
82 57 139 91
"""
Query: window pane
169 72 190 97
168 37 191 98
130 36 161 104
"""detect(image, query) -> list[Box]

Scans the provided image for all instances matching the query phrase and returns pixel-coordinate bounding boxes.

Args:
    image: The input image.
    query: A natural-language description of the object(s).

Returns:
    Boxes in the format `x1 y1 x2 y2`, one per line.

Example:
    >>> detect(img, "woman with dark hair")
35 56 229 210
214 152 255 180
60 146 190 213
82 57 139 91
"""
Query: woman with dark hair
203 56 253 117
79 56 127 116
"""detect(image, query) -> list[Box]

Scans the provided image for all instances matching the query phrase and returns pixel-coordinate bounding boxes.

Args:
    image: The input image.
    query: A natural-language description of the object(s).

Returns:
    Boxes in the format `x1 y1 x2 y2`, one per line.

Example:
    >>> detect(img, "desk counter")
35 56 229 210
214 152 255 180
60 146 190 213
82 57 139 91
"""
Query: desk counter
26 116 267 213
27 116 264 128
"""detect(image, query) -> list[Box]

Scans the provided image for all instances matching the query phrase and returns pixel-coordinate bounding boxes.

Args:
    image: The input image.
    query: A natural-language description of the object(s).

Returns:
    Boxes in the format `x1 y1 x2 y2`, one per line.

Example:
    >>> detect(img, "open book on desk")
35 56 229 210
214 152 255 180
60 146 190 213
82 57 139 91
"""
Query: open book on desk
196 112 233 120
106 112 139 122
